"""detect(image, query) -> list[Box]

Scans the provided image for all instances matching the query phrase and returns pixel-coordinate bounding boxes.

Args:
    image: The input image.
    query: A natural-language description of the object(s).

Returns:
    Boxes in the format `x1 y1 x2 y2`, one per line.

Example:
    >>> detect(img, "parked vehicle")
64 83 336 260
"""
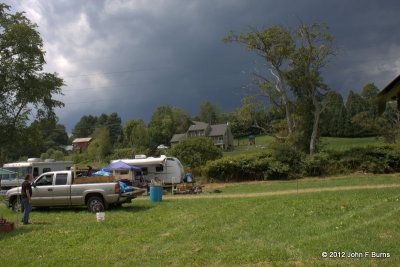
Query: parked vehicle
3 170 145 213
112 155 184 184
0 158 73 190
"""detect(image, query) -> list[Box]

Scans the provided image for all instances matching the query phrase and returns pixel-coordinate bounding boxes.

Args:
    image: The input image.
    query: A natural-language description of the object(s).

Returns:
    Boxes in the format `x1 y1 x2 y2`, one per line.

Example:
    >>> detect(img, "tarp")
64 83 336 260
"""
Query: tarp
102 161 142 172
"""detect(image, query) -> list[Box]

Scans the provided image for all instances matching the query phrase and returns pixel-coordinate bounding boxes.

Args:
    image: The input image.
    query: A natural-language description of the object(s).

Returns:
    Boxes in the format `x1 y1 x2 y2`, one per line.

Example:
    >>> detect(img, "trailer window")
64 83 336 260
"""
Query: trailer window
43 168 51 173
156 165 164 172
55 174 68 185
116 170 129 175
33 168 39 177
141 167 148 175
0 167 32 180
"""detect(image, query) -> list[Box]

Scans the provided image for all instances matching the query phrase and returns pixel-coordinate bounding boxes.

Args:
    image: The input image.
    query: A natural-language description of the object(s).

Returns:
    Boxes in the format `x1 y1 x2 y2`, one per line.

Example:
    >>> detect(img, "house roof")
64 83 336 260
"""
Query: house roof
208 124 228 137
188 121 209 131
72 137 93 143
376 74 400 114
171 133 185 143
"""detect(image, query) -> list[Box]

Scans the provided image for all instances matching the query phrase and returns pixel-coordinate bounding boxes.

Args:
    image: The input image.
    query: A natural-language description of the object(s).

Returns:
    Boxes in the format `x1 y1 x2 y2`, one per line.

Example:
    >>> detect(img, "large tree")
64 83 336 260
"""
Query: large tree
290 22 336 154
72 115 98 138
223 26 295 136
195 100 221 124
0 4 64 163
148 105 191 146
319 91 346 137
123 118 150 151
344 90 365 136
224 22 336 154
72 112 123 145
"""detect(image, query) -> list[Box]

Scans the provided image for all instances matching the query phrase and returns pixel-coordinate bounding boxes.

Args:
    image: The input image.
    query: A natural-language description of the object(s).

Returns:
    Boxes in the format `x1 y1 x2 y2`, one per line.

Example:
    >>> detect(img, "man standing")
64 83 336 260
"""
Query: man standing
21 174 33 225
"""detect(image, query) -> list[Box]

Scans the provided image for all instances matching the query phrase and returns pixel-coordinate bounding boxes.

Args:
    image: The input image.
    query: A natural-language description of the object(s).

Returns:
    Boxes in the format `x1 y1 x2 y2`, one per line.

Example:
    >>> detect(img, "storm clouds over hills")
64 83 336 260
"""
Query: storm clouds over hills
9 0 400 131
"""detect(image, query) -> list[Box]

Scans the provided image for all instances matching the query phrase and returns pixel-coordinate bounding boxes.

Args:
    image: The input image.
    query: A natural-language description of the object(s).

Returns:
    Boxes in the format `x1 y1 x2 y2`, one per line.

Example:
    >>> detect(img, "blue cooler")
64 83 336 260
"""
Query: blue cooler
150 186 162 202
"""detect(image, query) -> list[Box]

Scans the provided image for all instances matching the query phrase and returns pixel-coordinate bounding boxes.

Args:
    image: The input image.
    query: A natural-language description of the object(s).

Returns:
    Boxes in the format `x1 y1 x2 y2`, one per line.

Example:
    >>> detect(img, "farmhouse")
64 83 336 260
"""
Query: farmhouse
72 137 93 153
376 74 400 115
171 121 234 151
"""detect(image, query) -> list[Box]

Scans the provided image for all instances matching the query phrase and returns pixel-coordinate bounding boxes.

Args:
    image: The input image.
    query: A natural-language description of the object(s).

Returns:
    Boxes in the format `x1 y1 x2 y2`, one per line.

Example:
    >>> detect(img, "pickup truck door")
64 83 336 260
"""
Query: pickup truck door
52 173 71 206
32 174 54 206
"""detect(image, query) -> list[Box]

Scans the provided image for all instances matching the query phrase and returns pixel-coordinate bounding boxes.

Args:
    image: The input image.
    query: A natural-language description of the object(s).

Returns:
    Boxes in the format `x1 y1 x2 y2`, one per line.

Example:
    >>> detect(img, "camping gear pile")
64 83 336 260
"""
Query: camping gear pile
173 183 203 195
0 217 14 232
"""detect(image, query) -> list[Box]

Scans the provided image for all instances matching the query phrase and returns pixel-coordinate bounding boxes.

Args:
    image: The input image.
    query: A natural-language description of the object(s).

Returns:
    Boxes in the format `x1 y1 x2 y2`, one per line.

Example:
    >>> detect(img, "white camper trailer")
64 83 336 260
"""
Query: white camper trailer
112 155 184 184
0 158 73 190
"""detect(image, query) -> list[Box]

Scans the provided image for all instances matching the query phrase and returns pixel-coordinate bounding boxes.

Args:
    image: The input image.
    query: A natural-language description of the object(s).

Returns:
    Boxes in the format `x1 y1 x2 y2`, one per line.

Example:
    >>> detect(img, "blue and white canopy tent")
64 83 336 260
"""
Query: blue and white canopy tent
102 161 142 172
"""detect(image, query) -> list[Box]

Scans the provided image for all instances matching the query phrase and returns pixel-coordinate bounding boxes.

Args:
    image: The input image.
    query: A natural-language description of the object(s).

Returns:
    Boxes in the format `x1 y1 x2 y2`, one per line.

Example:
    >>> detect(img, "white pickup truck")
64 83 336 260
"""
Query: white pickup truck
3 170 145 213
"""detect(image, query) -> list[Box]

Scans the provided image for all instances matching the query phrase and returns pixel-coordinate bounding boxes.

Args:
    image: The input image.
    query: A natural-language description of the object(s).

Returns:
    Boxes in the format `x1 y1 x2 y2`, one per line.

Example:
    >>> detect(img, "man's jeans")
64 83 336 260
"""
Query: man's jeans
22 198 32 224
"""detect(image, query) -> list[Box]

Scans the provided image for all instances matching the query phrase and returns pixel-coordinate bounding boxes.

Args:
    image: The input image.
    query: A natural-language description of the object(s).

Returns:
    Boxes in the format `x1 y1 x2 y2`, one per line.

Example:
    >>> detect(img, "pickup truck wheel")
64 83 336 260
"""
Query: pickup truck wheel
87 197 105 213
12 198 24 213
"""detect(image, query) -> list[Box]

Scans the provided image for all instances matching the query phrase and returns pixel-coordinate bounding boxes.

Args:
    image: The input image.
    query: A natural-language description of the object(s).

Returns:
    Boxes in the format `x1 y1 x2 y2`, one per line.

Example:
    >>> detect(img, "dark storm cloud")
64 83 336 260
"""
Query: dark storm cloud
8 0 400 131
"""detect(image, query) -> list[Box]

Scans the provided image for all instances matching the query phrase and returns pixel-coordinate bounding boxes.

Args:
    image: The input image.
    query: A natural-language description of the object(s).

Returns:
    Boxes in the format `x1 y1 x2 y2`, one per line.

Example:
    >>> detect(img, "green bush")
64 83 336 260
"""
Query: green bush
71 152 88 164
170 137 222 168
302 152 338 177
203 151 272 182
204 143 400 182
268 142 303 174
40 148 65 161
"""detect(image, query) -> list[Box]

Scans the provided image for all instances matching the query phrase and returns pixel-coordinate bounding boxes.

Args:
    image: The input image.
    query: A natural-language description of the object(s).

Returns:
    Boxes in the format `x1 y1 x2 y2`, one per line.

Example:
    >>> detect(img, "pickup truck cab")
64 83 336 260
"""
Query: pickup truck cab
4 170 145 213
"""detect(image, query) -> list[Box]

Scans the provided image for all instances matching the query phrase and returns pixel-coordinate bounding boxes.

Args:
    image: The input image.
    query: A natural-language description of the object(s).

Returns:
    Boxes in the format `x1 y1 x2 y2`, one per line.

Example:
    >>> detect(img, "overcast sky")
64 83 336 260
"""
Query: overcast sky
7 0 400 132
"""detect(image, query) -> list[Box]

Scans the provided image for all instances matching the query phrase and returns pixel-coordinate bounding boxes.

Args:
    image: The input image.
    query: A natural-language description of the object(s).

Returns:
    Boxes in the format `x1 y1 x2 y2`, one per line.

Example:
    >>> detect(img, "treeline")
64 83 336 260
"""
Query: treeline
320 83 397 140
4 83 398 164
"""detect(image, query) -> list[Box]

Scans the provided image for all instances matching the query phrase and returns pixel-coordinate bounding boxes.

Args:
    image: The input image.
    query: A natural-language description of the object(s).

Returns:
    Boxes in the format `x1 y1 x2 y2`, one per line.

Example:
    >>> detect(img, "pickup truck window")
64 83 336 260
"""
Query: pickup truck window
55 174 68 185
36 174 53 186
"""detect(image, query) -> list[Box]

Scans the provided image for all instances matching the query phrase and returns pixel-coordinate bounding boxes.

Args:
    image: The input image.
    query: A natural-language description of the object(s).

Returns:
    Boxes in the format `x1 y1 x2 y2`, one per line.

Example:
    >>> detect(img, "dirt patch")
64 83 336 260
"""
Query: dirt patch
164 183 400 200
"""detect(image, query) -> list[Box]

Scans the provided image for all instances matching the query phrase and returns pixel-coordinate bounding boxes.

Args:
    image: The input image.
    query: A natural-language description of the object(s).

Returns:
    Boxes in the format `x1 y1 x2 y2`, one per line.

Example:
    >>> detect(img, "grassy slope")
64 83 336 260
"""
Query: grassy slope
223 135 383 157
1 174 399 266
203 173 400 194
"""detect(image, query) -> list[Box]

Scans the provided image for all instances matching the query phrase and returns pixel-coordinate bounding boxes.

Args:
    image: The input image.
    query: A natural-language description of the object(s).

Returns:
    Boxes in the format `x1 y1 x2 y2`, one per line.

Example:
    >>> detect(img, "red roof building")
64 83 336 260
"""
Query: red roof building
72 137 93 153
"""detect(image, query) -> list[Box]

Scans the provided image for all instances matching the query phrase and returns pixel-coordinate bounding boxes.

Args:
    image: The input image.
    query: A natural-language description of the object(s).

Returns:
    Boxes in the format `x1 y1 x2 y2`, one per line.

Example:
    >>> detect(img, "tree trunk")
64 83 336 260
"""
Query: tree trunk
310 93 321 155
278 72 294 135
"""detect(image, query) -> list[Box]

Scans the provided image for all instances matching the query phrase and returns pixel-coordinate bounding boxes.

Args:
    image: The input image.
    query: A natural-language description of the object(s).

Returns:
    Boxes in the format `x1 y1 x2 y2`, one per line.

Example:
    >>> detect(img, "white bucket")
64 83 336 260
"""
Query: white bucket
96 212 105 222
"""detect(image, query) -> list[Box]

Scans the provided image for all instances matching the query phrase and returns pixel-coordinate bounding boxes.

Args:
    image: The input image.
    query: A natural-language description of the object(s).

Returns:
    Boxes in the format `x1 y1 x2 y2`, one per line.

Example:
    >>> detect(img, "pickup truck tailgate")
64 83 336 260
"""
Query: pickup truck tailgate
121 189 145 198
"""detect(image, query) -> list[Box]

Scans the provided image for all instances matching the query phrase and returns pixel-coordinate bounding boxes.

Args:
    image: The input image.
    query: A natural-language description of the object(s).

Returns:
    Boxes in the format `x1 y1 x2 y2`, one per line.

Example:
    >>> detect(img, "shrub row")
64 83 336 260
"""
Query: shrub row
202 144 400 182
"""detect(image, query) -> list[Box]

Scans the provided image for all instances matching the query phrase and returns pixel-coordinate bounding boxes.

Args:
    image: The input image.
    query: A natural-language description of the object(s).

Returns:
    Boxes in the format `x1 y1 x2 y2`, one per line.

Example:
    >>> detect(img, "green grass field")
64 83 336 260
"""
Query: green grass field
223 135 383 157
1 174 399 266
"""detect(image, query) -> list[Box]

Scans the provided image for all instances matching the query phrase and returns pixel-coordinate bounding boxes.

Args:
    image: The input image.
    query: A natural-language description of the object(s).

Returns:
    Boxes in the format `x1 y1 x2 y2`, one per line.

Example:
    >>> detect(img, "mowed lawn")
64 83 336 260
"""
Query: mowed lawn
1 174 400 266
223 135 383 157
